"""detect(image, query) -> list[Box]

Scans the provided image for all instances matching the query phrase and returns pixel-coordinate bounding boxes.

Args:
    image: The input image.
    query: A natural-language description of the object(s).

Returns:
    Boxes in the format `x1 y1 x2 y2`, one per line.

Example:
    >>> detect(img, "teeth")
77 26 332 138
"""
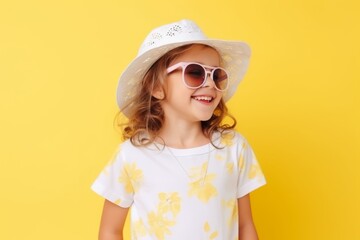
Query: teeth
193 96 213 101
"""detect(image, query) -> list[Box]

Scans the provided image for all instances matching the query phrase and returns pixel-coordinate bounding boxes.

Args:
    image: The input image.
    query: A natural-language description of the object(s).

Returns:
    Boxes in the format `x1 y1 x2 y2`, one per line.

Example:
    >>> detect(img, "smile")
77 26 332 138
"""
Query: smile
192 96 214 103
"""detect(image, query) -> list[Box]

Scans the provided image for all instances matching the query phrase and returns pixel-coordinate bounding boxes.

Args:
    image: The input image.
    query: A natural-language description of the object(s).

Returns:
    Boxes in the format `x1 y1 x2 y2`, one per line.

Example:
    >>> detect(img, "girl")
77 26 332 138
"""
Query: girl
91 19 266 240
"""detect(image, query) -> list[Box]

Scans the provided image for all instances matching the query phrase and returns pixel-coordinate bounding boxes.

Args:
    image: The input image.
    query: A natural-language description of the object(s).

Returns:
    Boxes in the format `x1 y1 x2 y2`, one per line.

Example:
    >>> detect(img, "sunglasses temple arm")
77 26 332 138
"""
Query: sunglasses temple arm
166 62 183 73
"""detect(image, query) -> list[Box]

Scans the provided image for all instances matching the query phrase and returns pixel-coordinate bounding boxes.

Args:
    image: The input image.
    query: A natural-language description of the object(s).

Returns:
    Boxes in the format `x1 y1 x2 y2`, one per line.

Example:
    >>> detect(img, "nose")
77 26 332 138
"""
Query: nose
203 71 216 88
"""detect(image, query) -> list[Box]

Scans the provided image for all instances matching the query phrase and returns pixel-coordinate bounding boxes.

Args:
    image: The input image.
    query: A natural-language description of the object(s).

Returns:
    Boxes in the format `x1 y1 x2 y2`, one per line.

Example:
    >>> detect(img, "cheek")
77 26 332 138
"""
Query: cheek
215 93 223 105
164 75 178 91
162 77 172 98
165 75 193 96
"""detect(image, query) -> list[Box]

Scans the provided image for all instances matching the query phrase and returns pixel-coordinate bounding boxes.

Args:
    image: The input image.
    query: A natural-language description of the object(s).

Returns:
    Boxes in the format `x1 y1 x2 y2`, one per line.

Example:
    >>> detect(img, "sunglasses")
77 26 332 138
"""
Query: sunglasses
166 62 229 91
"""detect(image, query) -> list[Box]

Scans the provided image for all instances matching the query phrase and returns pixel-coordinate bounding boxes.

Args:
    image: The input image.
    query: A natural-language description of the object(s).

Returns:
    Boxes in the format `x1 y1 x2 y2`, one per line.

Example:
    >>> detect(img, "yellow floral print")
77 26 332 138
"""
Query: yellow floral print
147 192 181 240
215 154 224 161
248 163 262 179
188 163 217 202
148 211 175 239
220 132 235 146
209 231 219 239
114 199 121 205
238 142 247 171
158 192 181 216
118 162 143 193
223 199 237 226
204 222 211 232
204 221 219 239
226 162 234 174
133 219 147 237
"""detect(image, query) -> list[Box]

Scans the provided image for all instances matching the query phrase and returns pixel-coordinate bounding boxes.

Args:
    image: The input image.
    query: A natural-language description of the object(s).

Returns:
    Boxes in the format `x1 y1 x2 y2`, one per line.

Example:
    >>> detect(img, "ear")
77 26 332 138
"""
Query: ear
152 88 164 100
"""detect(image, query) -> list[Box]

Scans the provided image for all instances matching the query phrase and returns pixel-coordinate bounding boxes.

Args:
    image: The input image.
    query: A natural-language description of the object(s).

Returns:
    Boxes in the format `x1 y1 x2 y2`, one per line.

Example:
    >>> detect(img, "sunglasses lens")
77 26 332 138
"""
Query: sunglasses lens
183 63 229 90
213 68 228 90
184 64 206 87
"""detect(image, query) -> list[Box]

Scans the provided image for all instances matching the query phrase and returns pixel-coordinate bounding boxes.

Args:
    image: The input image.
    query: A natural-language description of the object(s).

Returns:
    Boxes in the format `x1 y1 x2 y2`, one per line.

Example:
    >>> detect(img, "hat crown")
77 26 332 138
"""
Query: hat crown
117 19 251 116
138 19 208 56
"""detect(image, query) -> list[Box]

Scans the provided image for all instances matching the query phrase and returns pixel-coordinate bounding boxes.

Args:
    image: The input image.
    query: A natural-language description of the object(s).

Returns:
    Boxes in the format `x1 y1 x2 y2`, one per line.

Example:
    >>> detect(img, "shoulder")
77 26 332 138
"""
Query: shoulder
118 139 136 151
110 140 144 161
116 139 163 159
214 129 248 148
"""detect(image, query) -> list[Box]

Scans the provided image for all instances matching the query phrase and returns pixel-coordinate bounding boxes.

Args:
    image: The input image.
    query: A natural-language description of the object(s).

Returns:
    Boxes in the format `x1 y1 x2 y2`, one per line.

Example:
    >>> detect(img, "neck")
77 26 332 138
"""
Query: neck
157 118 209 149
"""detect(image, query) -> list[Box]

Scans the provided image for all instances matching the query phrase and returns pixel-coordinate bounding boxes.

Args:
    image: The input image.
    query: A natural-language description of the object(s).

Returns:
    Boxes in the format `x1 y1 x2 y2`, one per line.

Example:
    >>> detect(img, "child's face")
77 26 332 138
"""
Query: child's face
161 44 223 123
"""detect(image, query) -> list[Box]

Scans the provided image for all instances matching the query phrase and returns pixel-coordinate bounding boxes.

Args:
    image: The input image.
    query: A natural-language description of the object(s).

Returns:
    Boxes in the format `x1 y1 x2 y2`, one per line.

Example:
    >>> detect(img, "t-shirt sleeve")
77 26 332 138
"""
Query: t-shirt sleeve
91 144 134 208
236 138 266 198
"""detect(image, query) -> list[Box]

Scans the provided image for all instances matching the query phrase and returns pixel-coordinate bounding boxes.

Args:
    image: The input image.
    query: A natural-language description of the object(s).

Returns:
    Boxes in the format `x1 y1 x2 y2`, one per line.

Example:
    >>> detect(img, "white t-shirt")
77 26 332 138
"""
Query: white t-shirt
91 130 266 240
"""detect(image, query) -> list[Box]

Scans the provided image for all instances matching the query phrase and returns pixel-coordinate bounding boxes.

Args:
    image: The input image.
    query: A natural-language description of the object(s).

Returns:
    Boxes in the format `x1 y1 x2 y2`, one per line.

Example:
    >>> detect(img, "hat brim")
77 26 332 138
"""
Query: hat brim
116 39 251 117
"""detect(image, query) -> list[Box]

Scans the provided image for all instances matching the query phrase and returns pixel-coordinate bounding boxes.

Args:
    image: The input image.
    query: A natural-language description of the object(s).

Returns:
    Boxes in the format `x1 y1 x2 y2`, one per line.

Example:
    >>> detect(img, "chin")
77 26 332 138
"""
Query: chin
198 114 214 122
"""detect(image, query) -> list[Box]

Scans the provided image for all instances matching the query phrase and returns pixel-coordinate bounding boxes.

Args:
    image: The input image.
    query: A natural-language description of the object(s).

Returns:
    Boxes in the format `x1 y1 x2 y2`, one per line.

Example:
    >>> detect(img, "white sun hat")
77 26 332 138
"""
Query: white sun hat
116 19 251 116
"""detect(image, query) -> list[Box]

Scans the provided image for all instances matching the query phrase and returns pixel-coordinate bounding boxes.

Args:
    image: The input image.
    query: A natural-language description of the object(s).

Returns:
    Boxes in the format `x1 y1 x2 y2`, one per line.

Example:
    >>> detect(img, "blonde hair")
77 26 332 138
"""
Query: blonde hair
114 44 236 147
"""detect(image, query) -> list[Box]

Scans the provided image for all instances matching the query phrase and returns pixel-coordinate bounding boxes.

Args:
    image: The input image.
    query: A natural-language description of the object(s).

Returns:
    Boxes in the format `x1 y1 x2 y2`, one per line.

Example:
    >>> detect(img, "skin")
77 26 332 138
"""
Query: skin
155 45 223 148
238 194 259 240
99 200 128 240
98 44 259 240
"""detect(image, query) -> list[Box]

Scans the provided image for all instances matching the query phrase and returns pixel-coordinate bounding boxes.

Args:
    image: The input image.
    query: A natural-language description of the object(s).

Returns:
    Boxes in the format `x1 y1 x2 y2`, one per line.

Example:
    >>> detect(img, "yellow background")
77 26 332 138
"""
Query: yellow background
1 0 359 239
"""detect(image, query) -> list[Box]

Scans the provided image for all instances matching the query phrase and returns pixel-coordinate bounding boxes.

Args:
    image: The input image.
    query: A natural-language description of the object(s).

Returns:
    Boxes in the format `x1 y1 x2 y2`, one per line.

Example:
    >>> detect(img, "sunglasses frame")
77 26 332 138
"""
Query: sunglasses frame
166 62 229 92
